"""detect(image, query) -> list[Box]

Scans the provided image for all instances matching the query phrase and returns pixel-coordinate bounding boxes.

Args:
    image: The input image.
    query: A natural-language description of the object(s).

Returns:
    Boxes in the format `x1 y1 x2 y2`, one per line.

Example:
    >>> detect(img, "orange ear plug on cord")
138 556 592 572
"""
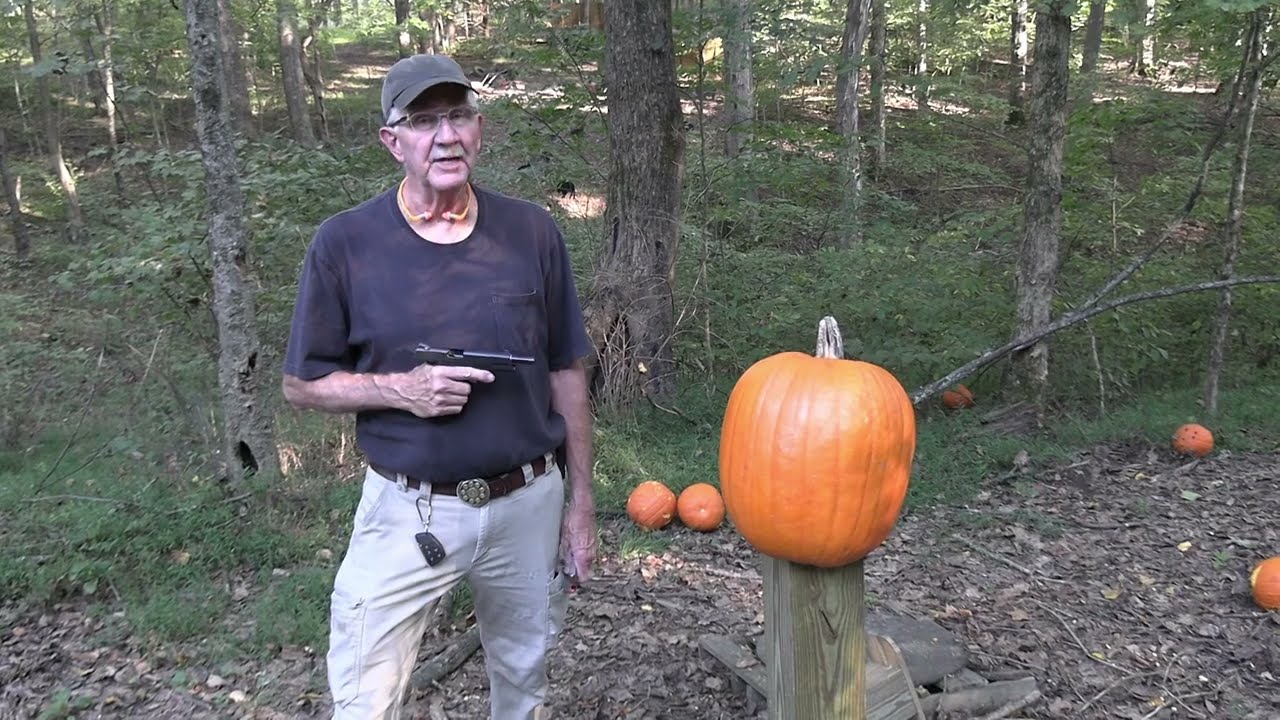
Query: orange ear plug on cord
397 179 472 222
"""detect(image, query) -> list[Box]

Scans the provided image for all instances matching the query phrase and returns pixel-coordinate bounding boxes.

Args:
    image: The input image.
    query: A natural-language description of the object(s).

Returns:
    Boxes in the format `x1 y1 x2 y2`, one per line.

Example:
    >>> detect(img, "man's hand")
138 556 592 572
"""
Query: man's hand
560 496 597 586
383 364 494 417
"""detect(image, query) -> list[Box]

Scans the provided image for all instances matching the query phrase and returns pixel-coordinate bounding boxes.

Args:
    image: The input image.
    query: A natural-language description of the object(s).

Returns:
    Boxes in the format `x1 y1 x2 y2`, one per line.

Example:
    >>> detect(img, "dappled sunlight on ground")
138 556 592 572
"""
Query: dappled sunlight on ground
553 191 606 219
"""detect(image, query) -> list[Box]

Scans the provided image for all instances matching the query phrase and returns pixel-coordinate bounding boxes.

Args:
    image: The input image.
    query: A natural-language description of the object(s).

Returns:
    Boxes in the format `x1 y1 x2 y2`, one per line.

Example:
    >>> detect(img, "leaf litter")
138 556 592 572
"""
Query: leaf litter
1 440 1276 719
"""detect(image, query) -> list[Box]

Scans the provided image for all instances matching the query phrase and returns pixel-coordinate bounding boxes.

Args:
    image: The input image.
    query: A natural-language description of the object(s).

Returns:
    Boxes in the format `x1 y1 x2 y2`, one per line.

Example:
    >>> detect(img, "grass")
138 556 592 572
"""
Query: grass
1 32 1277 675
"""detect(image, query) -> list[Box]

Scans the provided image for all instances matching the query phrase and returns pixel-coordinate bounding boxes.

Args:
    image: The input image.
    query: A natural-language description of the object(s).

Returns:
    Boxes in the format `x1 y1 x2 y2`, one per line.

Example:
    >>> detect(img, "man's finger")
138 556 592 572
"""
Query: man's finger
437 365 495 384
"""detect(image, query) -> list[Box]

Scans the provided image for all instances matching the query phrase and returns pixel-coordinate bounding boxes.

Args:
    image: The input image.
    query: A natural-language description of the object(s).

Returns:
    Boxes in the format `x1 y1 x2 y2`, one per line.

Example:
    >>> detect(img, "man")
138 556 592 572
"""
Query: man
281 53 597 720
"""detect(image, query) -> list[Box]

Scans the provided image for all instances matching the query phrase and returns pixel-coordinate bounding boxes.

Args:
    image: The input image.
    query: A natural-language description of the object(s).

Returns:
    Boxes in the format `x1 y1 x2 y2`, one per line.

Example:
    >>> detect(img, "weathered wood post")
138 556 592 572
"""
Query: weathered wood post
720 316 917 720
763 556 866 719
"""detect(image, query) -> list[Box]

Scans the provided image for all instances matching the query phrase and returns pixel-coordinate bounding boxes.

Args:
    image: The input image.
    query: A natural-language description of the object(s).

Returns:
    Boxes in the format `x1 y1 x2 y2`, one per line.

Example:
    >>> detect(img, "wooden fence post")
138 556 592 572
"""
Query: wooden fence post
762 555 867 719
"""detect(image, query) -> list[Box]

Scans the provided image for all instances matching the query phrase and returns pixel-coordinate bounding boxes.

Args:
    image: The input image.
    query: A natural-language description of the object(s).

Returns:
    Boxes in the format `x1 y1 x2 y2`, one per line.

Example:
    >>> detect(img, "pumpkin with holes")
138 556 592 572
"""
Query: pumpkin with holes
1171 423 1214 457
941 384 976 410
719 316 917 568
677 483 725 532
626 480 677 530
1251 557 1280 610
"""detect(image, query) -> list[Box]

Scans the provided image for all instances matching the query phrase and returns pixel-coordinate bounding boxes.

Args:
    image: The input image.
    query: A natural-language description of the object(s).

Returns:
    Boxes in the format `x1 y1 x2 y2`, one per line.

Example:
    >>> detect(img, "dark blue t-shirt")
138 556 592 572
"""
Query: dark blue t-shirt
283 184 593 483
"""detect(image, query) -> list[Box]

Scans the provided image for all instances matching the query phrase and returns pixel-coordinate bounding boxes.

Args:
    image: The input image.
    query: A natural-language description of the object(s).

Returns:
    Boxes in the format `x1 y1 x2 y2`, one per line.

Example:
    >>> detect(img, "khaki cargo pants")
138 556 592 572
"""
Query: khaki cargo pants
327 456 569 719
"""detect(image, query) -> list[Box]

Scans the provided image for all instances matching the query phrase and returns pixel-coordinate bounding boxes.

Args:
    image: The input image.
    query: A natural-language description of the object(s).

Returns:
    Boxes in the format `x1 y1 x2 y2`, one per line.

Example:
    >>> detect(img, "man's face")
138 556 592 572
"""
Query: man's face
380 84 484 194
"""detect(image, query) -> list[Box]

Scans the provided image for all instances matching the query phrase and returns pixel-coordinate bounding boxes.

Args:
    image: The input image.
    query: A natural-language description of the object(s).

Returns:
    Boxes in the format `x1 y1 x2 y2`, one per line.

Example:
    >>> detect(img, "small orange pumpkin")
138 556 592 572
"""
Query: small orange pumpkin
1250 557 1280 610
941 384 976 410
720 316 916 568
1171 423 1213 457
626 480 677 530
677 483 725 532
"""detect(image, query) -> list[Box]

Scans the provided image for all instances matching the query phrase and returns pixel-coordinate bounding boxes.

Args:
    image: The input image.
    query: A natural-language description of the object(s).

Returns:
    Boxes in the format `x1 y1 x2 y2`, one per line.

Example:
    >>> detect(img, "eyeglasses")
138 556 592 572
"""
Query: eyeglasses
389 106 480 133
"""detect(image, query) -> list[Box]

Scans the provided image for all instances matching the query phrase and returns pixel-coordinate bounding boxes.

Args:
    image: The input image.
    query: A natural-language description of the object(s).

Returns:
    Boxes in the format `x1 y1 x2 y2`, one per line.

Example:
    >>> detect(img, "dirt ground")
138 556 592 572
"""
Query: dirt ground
3 439 1277 719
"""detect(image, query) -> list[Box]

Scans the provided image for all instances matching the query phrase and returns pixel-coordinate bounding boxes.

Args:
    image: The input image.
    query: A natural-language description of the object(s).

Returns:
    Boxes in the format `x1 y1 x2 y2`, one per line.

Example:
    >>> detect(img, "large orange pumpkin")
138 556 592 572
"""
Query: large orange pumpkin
677 483 726 532
1251 557 1280 610
626 480 677 530
1171 423 1213 457
719 316 917 568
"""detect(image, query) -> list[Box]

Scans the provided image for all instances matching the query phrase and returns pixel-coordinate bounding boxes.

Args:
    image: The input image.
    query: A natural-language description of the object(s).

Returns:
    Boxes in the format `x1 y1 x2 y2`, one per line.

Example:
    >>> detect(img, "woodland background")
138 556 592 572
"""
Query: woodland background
0 0 1277 717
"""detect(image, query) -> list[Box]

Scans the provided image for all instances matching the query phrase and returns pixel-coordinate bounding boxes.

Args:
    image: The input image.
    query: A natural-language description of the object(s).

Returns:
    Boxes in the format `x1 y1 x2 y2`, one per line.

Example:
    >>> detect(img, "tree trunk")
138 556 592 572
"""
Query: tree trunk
834 0 872 242
92 2 124 197
915 0 929 113
722 0 754 160
868 0 887 174
587 0 685 409
1135 0 1156 75
1007 0 1071 411
1080 0 1106 75
1007 0 1028 125
303 4 331 142
24 0 85 241
278 0 317 146
0 129 31 258
395 0 413 58
834 0 871 137
182 0 280 485
217 0 254 134
1203 11 1265 417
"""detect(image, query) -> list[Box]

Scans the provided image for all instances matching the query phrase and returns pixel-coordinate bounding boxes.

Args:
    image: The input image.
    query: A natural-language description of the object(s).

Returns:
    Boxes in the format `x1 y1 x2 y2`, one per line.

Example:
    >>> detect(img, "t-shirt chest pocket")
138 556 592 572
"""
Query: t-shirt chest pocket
490 290 543 355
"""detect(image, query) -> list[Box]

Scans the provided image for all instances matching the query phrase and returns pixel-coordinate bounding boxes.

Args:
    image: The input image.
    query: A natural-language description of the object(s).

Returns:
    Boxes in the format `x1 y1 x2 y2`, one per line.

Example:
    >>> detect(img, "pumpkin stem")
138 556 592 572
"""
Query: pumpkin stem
815 316 844 359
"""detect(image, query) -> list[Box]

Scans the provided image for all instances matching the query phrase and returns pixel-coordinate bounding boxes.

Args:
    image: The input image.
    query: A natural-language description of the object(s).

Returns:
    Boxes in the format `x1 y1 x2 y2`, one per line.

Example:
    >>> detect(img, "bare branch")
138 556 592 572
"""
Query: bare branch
911 275 1280 405
1075 21 1266 311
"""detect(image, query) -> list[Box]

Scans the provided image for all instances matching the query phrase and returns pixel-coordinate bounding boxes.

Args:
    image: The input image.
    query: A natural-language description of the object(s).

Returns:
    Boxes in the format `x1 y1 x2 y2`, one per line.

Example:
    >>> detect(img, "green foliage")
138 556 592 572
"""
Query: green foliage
2 0 1278 686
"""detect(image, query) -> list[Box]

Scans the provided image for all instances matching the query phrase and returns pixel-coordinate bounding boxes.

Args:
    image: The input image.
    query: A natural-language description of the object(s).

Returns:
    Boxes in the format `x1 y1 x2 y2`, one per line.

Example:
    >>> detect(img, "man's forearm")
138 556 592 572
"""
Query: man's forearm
282 371 404 414
549 361 594 503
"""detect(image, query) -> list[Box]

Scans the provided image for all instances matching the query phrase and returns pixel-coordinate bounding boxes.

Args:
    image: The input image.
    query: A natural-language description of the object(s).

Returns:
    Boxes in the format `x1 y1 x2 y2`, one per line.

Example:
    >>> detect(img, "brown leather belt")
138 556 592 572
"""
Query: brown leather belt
371 454 548 507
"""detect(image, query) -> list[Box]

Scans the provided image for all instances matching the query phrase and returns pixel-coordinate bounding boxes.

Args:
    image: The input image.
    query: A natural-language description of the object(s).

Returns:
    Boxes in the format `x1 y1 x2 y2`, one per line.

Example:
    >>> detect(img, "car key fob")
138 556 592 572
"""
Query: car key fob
415 531 447 567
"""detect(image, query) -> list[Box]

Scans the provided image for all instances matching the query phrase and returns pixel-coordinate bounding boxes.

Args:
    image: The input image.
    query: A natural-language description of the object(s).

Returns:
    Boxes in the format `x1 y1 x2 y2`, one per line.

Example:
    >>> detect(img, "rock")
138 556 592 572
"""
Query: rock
865 610 969 687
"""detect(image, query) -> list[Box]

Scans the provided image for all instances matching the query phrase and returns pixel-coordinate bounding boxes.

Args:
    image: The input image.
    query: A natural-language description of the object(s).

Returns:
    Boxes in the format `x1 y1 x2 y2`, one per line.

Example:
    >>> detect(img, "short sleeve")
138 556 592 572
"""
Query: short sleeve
282 237 354 380
543 224 593 371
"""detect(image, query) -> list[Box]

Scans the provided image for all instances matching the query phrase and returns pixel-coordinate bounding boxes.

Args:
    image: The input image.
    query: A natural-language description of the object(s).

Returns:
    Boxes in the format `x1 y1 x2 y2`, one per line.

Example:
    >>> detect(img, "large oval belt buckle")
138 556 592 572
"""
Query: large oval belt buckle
456 478 491 508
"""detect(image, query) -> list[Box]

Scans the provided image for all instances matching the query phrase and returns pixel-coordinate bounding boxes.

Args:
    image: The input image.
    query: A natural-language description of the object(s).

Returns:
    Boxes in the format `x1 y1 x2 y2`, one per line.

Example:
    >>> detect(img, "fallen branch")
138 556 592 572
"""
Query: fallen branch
974 688 1041 720
22 494 140 506
410 625 481 690
1034 600 1131 674
921 677 1037 718
949 534 1068 585
911 275 1280 404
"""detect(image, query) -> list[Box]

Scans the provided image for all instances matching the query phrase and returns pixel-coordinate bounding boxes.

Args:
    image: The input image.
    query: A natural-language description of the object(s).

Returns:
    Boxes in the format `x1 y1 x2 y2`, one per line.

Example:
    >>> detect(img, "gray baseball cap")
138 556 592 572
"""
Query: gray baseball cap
381 54 472 120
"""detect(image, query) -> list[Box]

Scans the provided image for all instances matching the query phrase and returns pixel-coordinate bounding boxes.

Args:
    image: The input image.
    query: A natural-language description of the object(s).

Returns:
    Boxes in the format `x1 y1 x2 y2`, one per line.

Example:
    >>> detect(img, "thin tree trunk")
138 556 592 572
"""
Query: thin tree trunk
217 0 254 134
278 0 317 146
586 0 685 408
1138 0 1156 75
0 129 31 258
722 0 754 160
1007 0 1028 125
915 0 929 113
24 0 85 241
1007 0 1071 411
93 2 124 197
1080 0 1106 75
868 0 887 174
303 3 331 142
1203 12 1266 417
834 0 872 242
395 0 412 58
834 0 871 137
182 0 280 485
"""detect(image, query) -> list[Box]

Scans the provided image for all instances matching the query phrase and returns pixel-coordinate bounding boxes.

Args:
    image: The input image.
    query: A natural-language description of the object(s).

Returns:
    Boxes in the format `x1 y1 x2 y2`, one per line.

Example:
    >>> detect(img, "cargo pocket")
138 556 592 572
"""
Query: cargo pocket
545 569 569 647
491 290 542 355
326 595 367 709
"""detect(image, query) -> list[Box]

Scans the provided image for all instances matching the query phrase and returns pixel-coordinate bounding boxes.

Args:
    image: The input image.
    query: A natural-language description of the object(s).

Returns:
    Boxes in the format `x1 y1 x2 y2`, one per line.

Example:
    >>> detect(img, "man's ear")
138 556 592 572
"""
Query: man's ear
378 126 405 163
